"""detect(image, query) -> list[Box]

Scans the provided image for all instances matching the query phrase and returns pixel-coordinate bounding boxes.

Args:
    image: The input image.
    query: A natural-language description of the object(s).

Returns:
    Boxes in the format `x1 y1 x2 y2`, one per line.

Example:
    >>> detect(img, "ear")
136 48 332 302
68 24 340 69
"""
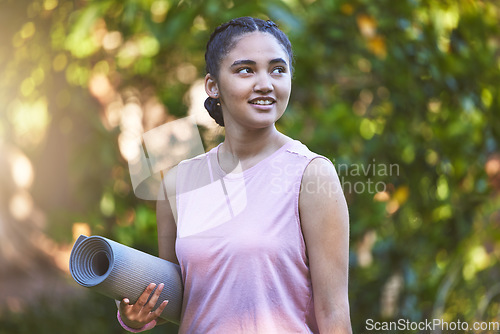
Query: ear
204 73 219 99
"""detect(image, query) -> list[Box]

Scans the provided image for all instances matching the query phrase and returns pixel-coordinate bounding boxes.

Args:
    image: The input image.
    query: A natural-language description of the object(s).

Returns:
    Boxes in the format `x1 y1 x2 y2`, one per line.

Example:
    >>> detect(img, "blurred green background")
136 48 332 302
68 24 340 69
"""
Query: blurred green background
1 0 499 333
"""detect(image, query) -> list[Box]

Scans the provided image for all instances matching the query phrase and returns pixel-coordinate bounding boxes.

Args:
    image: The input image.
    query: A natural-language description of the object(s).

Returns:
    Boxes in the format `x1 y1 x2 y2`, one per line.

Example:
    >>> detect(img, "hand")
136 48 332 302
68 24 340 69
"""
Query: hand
119 283 169 329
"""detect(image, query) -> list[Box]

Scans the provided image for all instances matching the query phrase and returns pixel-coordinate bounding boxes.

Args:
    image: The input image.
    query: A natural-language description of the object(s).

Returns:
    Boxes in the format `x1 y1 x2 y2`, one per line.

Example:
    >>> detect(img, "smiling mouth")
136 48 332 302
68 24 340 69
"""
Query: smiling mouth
249 98 276 105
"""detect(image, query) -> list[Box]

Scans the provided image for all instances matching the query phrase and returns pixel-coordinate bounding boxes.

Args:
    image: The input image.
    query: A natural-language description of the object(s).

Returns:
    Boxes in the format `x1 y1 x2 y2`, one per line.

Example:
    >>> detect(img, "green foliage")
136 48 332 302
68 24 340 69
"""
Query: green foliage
0 292 179 334
1 0 499 332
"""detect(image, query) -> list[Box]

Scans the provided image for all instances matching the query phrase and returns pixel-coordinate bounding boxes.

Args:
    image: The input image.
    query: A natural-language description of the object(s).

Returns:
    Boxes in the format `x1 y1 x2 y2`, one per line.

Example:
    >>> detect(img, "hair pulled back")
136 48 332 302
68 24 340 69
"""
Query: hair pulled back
204 17 294 126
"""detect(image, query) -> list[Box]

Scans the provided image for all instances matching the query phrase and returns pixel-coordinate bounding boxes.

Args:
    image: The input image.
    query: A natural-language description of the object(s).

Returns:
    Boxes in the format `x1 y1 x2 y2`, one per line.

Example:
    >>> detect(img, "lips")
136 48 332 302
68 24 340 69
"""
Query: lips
248 97 276 105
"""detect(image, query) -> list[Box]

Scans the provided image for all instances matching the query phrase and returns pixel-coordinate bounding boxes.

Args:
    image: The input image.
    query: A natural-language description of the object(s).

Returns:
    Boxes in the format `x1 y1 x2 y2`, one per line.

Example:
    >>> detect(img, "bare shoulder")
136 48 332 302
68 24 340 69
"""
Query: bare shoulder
300 157 343 199
162 165 178 199
299 157 348 230
157 166 177 222
303 157 336 177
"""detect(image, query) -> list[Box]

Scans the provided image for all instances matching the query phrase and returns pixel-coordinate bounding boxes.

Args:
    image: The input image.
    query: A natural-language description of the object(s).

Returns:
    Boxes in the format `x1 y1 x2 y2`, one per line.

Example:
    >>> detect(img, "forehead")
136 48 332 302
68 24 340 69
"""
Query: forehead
223 31 289 65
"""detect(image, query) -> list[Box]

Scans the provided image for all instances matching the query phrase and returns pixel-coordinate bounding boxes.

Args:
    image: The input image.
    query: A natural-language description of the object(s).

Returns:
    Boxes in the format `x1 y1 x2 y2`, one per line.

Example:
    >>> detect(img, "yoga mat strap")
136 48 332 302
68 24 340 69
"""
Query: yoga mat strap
69 235 183 324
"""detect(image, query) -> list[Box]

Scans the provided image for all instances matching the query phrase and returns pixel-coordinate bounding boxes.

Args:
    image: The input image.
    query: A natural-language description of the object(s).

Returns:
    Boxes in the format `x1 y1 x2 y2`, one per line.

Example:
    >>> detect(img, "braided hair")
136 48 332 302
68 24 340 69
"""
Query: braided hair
204 17 294 126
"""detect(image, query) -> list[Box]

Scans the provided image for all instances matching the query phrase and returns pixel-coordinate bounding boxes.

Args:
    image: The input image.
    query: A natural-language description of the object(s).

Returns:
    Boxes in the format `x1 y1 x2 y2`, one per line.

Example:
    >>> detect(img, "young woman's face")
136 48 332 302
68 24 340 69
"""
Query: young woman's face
210 32 292 130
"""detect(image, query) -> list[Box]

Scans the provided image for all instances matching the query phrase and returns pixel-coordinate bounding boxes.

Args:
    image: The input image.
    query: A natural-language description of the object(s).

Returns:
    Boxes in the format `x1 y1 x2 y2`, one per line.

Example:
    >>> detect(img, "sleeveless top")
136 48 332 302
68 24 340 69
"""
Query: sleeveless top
175 140 328 333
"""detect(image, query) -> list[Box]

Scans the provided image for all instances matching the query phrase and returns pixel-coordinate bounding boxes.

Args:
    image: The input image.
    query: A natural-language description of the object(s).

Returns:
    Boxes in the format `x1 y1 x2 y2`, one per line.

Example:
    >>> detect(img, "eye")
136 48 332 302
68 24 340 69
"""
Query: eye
237 67 253 74
272 66 286 74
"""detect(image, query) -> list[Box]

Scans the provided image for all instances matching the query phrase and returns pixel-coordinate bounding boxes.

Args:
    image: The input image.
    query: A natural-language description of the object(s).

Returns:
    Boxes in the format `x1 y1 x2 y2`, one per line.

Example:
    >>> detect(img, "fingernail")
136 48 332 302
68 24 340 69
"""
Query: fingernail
159 283 164 289
124 298 129 303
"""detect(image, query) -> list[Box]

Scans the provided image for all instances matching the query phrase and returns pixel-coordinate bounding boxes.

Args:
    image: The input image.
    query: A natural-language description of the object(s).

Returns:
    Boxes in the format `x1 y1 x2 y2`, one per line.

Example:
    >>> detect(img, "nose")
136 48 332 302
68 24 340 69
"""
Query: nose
254 72 273 93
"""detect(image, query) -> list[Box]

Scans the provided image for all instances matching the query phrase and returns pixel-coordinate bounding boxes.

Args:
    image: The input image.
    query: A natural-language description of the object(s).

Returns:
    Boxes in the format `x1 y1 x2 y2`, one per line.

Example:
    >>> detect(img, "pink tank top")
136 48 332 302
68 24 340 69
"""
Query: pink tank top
175 140 327 333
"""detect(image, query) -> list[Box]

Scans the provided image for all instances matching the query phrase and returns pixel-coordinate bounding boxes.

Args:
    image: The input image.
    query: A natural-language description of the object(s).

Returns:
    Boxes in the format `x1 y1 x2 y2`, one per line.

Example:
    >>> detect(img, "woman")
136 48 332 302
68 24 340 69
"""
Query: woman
117 16 351 333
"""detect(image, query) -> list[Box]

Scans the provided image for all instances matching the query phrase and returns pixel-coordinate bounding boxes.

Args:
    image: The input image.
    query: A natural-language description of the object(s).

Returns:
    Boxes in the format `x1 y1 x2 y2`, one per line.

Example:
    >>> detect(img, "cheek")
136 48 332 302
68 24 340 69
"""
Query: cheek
222 89 246 105
277 81 292 99
218 81 248 101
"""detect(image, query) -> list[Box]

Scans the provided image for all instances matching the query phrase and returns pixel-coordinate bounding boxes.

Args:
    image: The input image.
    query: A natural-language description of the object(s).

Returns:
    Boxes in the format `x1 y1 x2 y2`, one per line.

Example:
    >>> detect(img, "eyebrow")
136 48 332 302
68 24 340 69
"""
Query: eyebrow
269 58 288 66
230 58 288 68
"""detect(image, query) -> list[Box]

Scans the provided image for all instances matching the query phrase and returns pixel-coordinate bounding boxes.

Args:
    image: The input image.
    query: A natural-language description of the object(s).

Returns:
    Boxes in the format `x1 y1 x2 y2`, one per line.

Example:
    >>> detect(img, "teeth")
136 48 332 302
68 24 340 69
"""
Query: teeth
251 100 273 105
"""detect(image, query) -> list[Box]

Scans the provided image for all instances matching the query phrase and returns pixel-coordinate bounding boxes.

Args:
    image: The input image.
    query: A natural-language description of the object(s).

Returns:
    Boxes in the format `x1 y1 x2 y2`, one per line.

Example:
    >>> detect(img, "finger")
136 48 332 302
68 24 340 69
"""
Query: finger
119 298 130 313
148 300 169 322
132 283 156 312
144 283 164 312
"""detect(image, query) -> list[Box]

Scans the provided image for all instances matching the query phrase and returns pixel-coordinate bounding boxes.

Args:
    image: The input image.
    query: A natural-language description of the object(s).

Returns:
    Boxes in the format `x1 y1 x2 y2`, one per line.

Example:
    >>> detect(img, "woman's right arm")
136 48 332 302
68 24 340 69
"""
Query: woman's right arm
157 166 178 264
117 166 179 330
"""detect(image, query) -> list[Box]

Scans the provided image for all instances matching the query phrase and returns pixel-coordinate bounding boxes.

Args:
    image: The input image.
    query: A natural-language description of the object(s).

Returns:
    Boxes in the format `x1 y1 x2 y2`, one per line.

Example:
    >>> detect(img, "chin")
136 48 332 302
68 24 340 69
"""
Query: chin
223 105 285 129
247 115 282 129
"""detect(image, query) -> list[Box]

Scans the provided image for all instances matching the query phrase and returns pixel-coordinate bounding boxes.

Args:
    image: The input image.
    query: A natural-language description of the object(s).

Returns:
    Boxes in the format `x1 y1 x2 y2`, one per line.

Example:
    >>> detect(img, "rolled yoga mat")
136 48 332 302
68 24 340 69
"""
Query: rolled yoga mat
69 235 183 324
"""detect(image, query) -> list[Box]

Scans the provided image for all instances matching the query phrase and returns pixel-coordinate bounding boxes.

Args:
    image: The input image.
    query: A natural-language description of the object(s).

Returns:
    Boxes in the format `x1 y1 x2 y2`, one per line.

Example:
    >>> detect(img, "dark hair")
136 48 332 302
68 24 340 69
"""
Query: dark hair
204 17 294 126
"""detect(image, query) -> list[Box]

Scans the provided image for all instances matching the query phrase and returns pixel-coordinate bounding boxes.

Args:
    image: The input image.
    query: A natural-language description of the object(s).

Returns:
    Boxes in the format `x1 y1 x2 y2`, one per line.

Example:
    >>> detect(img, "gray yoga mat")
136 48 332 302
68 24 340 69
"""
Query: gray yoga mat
69 235 183 324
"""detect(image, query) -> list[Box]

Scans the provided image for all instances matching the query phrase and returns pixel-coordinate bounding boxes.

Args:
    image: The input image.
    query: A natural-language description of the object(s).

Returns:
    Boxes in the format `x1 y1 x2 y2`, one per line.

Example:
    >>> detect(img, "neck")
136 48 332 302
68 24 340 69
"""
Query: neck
222 124 282 159
217 124 291 174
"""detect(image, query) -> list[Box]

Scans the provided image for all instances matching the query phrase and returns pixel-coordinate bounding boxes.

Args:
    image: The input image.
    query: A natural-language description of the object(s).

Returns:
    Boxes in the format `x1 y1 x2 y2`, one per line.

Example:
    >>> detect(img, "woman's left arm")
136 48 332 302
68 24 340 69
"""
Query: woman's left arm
299 158 352 334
